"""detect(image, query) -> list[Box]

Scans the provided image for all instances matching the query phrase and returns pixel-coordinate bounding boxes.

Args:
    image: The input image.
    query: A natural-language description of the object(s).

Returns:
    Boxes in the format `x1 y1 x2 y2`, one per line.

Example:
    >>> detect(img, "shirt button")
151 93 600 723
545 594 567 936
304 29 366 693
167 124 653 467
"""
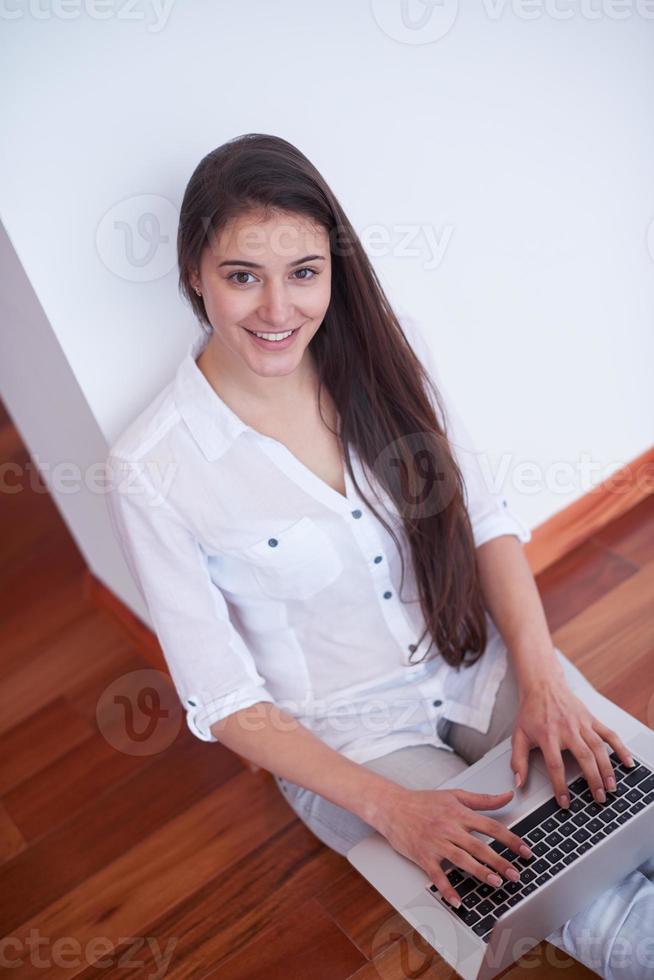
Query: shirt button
351 509 362 519
383 590 392 599
408 644 417 653
267 538 278 547
433 699 443 707
373 555 383 563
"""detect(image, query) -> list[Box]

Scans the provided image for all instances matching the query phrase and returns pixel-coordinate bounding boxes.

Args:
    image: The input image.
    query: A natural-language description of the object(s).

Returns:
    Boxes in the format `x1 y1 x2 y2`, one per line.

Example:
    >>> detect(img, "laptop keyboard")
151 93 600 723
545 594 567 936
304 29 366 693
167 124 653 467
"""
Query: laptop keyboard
428 751 654 943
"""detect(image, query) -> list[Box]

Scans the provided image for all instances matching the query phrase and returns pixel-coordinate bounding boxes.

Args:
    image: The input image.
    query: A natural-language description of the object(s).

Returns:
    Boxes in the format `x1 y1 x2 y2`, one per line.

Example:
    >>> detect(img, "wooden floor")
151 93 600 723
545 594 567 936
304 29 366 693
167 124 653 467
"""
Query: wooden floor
1 397 652 980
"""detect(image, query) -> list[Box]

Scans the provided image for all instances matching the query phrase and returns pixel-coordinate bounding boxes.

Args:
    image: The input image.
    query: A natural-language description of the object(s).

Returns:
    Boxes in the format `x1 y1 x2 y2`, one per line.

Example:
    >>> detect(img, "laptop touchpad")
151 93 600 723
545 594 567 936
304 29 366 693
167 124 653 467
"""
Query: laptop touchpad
443 745 554 826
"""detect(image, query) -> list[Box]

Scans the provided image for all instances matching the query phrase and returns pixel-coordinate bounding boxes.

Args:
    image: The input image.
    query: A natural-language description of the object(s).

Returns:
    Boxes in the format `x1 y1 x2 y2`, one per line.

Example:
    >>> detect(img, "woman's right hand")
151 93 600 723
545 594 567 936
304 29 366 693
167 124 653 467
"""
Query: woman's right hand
368 785 533 907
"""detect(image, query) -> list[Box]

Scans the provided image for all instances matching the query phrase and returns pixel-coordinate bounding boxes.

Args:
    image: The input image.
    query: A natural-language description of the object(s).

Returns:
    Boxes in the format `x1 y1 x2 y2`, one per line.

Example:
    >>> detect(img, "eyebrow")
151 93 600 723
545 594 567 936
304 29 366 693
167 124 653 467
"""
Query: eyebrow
217 254 327 269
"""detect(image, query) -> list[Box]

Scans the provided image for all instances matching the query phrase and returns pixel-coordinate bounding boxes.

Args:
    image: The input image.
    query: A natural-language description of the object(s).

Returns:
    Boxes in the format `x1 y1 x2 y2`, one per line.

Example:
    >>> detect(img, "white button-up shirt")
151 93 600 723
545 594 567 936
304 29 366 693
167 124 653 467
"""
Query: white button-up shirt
105 313 531 764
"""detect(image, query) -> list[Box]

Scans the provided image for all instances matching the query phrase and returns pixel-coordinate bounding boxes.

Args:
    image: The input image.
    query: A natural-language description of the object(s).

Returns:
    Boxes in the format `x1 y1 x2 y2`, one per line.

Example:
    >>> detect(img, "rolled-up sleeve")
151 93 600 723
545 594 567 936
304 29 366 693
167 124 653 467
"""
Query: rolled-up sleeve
105 454 276 742
400 315 532 549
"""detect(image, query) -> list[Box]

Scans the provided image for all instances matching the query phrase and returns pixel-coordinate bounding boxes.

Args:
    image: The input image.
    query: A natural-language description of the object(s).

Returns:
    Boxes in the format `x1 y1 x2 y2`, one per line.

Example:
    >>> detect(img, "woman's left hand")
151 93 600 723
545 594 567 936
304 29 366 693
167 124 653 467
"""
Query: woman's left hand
511 669 635 808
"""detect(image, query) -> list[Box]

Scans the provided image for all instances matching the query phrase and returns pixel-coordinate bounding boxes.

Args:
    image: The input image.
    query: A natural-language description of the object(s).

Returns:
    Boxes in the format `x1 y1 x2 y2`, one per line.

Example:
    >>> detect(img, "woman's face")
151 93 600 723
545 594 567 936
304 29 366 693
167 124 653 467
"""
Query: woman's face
191 209 332 380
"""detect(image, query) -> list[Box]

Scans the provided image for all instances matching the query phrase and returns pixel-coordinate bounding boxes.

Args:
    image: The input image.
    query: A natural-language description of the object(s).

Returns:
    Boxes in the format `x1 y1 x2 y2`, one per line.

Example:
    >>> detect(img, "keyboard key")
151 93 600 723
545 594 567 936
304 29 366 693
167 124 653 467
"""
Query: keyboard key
572 827 591 844
535 872 551 884
522 883 537 896
599 809 616 824
586 802 603 817
508 894 524 907
569 777 586 795
472 914 496 937
463 892 482 908
639 775 654 794
587 818 603 834
580 789 594 804
554 809 572 823
614 798 629 813
578 842 592 854
569 798 584 813
632 801 646 814
533 858 549 875
494 902 509 917
559 821 577 836
545 830 563 846
572 812 590 827
616 813 631 825
447 869 464 886
624 767 649 787
533 841 548 857
457 907 481 926
542 818 558 834
548 848 564 863
626 788 643 804
521 868 536 884
505 880 521 895
563 852 578 865
528 827 545 843
491 888 510 905
477 883 493 898
560 839 577 854
590 833 604 845
456 878 478 898
549 862 564 875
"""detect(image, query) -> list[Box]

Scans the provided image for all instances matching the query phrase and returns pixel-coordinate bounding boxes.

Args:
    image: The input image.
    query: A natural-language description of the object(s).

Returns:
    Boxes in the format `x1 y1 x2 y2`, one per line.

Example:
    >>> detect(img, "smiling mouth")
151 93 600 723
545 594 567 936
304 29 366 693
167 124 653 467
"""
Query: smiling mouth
242 326 303 341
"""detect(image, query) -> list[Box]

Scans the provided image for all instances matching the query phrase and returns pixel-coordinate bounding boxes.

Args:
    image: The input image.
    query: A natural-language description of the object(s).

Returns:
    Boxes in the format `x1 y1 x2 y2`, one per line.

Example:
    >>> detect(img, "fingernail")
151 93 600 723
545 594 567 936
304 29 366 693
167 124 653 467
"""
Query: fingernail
595 788 606 803
519 844 532 858
559 794 569 808
626 756 635 768
514 772 522 788
506 867 520 882
487 873 503 887
449 896 461 908
607 777 616 792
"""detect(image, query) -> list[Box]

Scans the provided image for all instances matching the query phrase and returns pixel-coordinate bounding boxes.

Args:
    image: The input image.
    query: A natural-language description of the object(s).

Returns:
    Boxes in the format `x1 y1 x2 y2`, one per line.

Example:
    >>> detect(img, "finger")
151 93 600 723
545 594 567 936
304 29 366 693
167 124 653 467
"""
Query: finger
473 815 533 859
429 862 462 908
541 739 570 808
583 726 618 793
592 720 635 770
511 727 530 789
458 832 523 883
568 733 606 803
447 842 505 888
452 789 514 810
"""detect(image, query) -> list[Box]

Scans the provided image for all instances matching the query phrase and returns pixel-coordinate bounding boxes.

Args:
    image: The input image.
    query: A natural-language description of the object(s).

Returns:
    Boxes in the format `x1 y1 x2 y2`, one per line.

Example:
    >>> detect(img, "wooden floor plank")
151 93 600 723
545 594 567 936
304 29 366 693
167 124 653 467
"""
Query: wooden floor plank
204 897 367 980
535 537 637 632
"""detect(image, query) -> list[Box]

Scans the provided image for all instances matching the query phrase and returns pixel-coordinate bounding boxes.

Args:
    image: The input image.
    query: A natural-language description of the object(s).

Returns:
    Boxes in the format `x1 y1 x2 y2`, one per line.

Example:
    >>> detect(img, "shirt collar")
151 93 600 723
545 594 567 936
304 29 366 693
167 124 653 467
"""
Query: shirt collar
173 332 250 461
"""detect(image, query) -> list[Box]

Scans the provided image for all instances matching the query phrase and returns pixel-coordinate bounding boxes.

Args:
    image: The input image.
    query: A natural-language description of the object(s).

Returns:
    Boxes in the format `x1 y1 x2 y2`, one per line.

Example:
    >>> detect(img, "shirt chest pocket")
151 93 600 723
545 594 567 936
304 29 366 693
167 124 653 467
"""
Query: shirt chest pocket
235 515 344 601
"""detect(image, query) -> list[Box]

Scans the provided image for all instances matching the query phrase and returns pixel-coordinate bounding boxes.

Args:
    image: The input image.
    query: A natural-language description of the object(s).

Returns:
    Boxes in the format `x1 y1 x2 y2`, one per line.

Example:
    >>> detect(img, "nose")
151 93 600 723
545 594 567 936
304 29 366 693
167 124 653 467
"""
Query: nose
258 280 295 329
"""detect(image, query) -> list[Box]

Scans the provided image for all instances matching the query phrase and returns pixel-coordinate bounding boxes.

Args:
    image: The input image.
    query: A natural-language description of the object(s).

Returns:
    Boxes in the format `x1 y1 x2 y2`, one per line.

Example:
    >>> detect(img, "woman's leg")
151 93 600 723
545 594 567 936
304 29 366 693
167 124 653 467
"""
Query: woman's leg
441 646 654 979
275 742 469 856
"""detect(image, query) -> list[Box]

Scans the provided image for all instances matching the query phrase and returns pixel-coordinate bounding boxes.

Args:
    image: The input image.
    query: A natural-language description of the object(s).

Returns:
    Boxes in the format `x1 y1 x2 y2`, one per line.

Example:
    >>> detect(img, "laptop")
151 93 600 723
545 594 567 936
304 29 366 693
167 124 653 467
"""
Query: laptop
348 681 654 980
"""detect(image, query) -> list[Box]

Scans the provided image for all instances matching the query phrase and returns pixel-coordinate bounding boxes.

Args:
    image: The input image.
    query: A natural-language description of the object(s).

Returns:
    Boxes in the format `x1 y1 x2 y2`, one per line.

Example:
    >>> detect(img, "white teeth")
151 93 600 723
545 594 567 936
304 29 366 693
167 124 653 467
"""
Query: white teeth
251 329 294 341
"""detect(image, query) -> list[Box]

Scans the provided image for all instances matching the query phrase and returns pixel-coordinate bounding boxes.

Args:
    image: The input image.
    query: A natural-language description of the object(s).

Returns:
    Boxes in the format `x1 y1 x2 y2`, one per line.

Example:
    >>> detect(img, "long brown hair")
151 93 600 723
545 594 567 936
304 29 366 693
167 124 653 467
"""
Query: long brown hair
176 133 487 671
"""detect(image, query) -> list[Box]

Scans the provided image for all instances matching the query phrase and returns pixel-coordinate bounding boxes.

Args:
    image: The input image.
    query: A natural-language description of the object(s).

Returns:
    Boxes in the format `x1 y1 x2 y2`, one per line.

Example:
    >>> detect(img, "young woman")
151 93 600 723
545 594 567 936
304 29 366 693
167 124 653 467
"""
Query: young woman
106 133 654 978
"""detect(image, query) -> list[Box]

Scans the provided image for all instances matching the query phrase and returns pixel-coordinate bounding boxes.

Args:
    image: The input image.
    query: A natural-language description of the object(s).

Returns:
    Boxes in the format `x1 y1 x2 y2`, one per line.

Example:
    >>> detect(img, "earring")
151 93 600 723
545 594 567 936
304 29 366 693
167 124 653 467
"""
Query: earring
195 287 202 297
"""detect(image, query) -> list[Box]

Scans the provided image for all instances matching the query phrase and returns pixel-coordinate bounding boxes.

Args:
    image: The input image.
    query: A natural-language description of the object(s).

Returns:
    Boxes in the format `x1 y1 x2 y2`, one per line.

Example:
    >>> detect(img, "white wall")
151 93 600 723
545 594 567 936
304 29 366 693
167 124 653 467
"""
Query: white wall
1 1 653 622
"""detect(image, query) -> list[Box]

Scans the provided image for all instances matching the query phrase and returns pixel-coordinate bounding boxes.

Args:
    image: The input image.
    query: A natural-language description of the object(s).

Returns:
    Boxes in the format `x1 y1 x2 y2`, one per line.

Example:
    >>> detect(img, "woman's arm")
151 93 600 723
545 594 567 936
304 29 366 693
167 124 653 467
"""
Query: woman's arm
475 533 562 688
475 534 634 806
213 701 397 822
216 700 533 906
